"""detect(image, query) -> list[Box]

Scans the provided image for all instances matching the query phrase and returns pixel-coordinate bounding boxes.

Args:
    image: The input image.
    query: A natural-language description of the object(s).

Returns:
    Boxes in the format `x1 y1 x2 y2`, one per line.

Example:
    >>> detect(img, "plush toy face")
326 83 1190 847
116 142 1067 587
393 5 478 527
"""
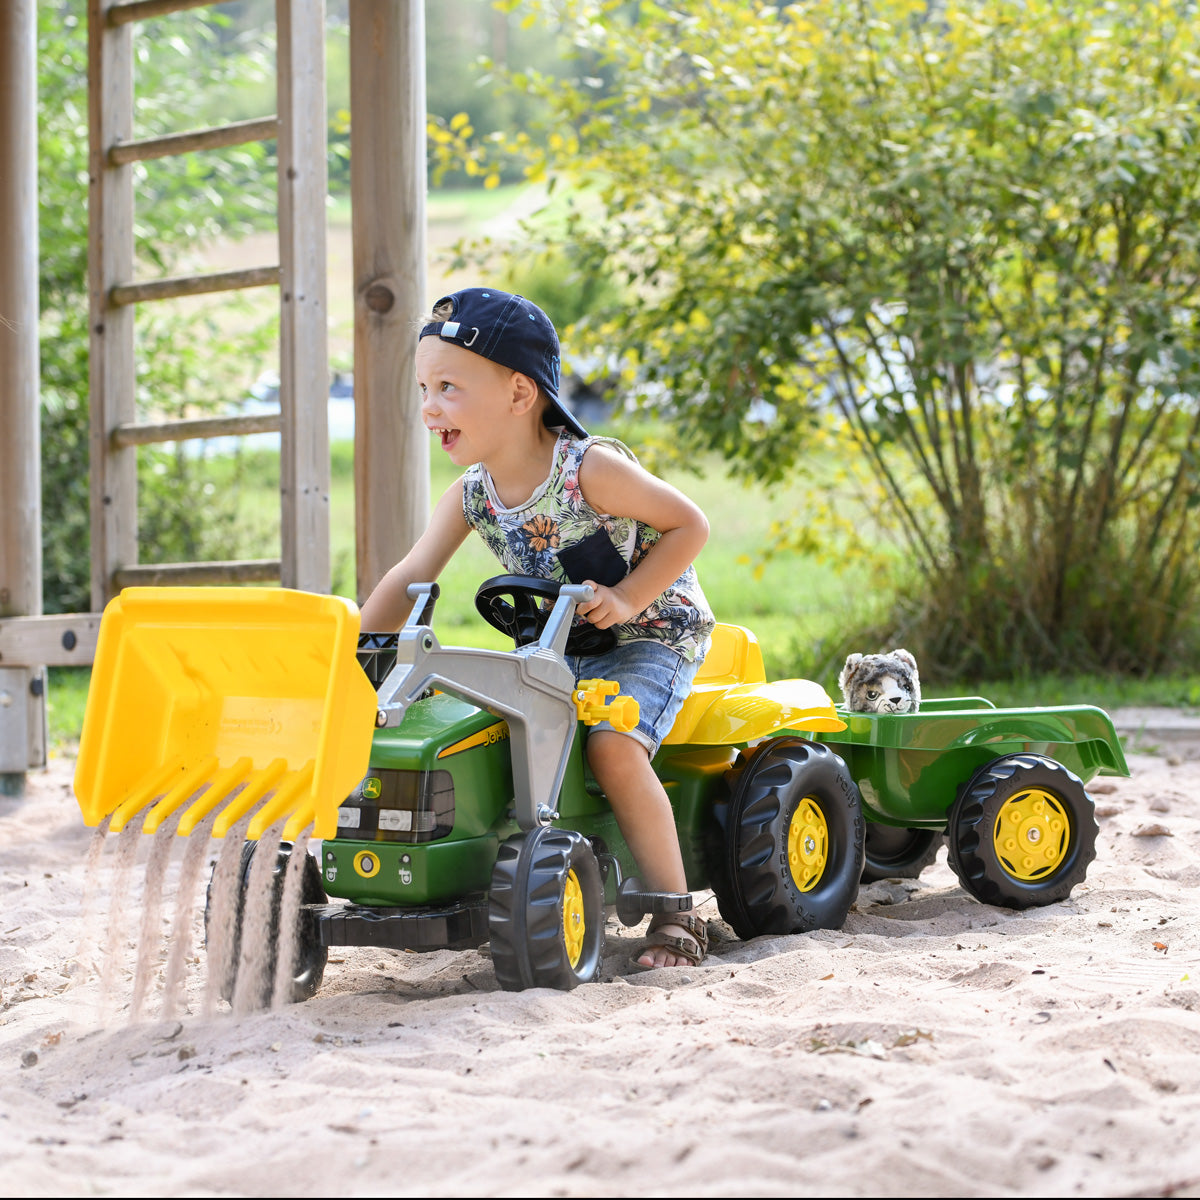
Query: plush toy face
838 649 921 713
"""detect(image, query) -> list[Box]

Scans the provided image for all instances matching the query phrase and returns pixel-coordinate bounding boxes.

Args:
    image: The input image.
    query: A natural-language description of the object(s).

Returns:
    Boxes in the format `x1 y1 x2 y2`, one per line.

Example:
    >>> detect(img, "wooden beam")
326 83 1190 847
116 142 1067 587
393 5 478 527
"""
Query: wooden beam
112 410 282 448
108 0 229 25
349 0 430 603
0 0 47 771
276 0 331 593
112 560 281 587
108 115 279 164
88 0 138 612
110 264 279 306
0 615 102 669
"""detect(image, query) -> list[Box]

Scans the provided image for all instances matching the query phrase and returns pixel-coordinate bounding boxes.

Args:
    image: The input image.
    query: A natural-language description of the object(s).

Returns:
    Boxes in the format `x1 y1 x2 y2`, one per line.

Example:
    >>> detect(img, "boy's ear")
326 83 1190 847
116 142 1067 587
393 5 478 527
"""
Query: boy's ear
508 370 541 416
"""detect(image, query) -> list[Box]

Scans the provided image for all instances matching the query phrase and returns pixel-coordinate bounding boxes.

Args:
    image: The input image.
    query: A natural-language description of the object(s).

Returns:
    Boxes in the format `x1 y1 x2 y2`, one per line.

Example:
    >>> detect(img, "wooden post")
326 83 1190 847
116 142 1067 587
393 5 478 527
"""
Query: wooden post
277 0 332 593
0 0 47 785
349 0 429 604
0 0 42 621
87 0 138 611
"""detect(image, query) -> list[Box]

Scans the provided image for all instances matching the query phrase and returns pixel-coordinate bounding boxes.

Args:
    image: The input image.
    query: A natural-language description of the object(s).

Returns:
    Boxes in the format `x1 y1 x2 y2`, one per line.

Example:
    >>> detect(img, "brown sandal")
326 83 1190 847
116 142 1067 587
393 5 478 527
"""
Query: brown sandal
634 912 709 969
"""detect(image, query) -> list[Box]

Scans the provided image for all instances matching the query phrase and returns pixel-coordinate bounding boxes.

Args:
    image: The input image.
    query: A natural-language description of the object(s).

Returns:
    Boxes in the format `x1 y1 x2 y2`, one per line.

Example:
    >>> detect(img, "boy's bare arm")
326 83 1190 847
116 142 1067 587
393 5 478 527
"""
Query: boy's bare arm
359 480 470 631
574 444 710 629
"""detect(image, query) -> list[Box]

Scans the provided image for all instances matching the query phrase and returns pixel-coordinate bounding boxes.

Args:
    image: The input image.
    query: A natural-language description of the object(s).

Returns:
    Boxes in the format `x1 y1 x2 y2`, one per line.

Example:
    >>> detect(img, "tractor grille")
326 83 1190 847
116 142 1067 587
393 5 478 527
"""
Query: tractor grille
335 768 455 843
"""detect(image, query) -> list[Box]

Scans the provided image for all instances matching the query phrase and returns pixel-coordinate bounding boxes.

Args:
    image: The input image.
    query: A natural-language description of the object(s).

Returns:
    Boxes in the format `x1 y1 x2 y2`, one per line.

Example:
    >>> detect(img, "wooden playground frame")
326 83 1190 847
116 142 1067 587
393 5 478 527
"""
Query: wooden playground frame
0 0 432 779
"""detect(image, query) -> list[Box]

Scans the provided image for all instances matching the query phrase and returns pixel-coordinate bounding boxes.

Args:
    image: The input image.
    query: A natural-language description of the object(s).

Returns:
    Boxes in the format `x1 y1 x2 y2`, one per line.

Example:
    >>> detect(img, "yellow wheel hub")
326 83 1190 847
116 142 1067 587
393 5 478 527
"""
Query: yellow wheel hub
562 868 585 968
993 788 1071 881
787 797 828 893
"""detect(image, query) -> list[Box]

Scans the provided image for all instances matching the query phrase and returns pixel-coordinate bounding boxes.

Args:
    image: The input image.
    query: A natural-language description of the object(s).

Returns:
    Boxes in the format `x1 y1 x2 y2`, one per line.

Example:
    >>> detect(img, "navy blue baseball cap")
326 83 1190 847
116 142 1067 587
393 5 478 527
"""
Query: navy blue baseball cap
419 287 587 438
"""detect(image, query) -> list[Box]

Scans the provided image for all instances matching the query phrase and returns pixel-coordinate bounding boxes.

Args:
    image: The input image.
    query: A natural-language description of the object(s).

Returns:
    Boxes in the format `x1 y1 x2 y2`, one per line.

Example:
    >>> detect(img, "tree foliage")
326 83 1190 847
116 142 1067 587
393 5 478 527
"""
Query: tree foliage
486 0 1200 677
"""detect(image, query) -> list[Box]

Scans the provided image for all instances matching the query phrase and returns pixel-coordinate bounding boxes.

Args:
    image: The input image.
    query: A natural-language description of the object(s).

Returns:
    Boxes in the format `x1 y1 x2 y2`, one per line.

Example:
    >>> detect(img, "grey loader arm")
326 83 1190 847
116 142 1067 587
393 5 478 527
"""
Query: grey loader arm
373 582 594 831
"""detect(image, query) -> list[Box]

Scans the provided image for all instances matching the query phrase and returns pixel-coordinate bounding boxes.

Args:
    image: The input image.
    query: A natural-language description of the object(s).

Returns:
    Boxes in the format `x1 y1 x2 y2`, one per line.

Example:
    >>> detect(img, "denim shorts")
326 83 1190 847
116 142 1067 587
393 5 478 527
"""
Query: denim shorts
565 638 705 757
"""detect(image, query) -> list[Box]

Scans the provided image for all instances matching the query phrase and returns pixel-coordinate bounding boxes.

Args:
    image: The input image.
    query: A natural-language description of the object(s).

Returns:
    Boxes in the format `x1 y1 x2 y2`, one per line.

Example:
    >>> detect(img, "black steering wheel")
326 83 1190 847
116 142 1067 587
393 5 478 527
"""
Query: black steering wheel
474 574 616 657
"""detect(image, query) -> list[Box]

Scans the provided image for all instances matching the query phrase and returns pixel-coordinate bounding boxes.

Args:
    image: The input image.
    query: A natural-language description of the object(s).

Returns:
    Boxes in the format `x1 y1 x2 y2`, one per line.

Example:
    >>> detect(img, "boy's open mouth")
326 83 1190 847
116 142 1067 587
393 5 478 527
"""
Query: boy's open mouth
431 426 460 450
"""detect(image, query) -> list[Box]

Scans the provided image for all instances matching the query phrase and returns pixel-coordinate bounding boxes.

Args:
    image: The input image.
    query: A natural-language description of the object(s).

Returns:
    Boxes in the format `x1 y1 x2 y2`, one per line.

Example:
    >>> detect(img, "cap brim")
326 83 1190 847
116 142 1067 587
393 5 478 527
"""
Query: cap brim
544 399 588 439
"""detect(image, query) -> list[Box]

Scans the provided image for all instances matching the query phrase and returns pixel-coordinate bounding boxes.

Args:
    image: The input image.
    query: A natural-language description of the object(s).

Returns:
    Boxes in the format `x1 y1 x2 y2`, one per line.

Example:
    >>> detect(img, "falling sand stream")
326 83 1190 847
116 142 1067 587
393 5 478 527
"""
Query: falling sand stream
78 783 314 1027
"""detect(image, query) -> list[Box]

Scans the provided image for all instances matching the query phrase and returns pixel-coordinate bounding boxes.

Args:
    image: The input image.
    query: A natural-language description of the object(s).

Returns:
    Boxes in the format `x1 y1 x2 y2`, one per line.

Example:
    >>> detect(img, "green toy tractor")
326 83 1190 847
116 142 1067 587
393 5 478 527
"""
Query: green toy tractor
73 579 864 1000
276 577 865 997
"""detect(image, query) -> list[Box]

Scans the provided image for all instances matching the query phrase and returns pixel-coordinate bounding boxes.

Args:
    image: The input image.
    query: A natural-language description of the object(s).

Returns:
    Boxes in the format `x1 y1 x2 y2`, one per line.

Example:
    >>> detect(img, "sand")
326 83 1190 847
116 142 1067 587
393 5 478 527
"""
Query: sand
2 747 1199 1198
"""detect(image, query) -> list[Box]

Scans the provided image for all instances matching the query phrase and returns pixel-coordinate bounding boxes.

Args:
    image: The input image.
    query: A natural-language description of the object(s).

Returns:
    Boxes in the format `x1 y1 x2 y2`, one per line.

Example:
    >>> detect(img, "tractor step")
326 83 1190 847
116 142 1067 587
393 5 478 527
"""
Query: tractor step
615 876 692 927
312 894 489 953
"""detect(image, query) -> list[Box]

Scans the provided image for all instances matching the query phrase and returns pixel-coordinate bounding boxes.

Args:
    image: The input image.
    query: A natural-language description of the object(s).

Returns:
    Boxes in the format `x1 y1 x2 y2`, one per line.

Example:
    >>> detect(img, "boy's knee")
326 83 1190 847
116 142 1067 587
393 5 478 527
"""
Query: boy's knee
586 729 648 772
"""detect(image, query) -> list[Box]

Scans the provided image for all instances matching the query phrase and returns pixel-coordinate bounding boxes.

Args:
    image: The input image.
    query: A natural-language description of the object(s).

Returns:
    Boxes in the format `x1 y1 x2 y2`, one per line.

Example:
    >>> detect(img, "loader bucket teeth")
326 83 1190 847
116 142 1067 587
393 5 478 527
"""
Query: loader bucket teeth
73 587 377 840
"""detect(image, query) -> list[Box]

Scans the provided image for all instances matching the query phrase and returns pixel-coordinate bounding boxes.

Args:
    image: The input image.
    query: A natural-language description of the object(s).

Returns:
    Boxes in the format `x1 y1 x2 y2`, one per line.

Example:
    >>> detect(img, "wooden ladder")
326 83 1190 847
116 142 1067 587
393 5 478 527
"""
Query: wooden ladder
87 0 331 609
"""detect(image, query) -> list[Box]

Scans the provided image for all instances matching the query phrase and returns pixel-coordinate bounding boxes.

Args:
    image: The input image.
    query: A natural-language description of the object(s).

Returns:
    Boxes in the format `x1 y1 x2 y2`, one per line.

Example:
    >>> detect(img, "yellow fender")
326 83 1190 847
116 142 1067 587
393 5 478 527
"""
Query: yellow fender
662 623 846 746
664 677 846 745
73 587 377 841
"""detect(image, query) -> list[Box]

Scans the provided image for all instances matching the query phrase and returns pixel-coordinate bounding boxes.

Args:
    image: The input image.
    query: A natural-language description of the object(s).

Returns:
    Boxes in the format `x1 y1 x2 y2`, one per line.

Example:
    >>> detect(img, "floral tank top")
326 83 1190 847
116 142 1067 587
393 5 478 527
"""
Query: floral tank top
461 430 715 662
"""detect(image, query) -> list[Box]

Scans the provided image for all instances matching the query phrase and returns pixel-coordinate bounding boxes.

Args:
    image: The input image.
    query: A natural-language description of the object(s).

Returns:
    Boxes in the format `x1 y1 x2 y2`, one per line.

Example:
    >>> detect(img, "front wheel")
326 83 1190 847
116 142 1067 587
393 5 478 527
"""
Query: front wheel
711 738 864 940
946 754 1097 910
861 824 944 883
204 840 328 1008
488 827 605 991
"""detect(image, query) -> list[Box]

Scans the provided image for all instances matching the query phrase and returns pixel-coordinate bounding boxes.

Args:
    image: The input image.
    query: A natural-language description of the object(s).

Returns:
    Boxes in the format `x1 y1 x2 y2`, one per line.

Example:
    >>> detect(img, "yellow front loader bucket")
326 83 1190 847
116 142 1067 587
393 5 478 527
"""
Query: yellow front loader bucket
74 588 377 841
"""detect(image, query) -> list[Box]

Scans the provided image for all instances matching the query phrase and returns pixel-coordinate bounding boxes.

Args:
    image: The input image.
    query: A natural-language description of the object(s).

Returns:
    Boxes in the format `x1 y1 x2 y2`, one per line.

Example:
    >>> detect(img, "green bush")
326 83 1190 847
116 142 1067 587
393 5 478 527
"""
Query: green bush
500 247 626 330
476 0 1200 680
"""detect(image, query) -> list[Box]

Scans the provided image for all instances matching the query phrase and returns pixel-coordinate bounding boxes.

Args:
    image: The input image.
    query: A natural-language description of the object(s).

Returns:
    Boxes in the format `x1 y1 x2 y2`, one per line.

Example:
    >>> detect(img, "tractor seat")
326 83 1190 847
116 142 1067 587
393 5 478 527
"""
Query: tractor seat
661 624 766 745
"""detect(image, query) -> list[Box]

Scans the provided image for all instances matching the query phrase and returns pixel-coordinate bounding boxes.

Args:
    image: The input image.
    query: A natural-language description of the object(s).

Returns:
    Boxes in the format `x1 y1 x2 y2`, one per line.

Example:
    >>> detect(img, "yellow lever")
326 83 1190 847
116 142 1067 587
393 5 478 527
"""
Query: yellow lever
573 678 640 733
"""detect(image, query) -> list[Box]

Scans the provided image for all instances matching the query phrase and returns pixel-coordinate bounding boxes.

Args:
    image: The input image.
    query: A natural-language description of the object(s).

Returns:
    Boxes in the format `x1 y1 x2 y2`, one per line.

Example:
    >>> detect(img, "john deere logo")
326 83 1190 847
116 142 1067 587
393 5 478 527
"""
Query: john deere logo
362 776 382 799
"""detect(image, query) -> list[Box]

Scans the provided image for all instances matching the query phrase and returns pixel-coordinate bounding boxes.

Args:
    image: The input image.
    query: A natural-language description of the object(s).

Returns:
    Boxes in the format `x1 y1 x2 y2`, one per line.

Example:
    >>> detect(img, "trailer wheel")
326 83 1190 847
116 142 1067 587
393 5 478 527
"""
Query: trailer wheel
946 754 1097 909
711 738 864 940
205 841 328 1007
488 827 605 991
861 825 944 883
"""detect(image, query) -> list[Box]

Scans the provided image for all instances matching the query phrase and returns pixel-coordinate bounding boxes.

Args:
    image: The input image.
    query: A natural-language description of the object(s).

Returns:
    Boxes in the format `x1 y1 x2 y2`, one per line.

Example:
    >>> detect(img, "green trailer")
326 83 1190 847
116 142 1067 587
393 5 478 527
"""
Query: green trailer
811 695 1129 907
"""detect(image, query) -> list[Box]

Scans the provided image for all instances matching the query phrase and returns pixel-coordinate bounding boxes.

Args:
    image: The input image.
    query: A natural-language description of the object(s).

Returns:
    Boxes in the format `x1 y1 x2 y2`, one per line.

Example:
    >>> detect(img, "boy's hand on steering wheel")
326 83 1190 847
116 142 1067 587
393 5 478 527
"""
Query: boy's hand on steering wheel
575 580 639 630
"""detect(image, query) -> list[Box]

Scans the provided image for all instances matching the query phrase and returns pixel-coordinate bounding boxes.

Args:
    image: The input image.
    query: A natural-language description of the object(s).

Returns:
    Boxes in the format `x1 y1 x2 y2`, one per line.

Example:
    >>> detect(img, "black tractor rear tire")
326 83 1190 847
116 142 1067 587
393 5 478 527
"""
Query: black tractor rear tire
488 827 605 991
711 737 864 940
861 824 944 883
946 754 1097 910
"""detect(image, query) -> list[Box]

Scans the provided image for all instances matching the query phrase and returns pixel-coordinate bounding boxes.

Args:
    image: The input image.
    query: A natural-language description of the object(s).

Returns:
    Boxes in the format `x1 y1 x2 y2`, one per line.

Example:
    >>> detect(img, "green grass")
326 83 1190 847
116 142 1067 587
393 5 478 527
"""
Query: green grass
428 183 540 228
324 183 534 231
47 667 91 754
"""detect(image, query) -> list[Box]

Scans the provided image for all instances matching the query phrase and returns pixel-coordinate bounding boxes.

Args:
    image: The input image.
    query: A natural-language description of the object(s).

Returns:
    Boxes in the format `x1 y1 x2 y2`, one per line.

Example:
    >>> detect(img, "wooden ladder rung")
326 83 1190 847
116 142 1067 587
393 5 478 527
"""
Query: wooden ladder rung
0 614 101 668
110 264 279 306
108 0 226 26
91 0 332 611
113 560 282 588
109 116 280 165
111 411 283 448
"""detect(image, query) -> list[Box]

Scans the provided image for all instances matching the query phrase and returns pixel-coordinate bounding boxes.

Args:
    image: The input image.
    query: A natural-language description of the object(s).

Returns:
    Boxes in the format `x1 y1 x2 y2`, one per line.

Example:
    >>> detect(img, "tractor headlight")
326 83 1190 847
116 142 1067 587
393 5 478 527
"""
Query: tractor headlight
335 769 455 843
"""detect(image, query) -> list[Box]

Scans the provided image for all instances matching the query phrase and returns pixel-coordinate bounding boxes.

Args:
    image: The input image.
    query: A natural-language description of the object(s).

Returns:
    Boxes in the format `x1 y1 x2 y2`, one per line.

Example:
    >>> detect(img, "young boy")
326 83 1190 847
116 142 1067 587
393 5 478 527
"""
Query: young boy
360 287 715 969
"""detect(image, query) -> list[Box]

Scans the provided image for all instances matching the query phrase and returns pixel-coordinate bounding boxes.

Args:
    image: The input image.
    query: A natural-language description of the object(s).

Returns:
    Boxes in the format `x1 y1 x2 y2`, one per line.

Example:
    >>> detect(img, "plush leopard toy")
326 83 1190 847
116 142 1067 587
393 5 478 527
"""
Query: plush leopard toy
838 648 921 713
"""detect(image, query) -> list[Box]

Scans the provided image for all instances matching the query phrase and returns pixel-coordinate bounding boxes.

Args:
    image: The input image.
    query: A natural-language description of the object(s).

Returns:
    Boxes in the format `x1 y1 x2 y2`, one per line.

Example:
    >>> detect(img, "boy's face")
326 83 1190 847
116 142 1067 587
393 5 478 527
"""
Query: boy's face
416 336 518 467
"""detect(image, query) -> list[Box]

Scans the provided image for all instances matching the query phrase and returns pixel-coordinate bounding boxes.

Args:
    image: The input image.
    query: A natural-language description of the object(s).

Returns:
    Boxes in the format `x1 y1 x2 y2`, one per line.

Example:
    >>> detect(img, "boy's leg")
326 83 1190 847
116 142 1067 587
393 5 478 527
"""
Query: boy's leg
586 729 700 969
